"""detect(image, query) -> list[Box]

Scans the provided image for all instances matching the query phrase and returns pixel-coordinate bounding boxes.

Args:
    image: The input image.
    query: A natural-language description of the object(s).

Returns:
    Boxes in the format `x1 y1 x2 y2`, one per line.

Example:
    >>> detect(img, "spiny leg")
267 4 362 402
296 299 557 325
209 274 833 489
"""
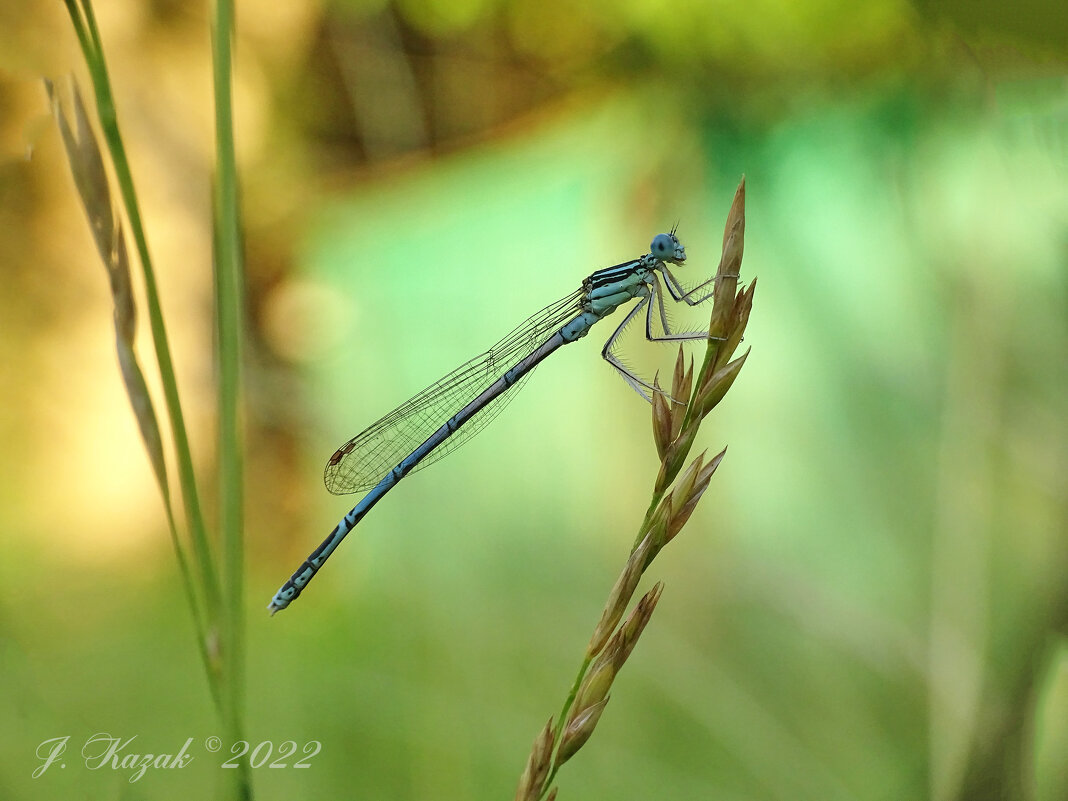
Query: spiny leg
655 272 734 355
643 277 713 405
601 281 708 404
661 264 740 306
601 296 659 402
648 274 712 343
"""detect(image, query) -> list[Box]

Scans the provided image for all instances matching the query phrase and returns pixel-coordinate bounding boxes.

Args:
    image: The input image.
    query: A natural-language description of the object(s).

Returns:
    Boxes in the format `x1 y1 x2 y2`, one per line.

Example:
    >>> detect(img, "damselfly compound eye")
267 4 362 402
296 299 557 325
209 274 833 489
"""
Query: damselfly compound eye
650 233 675 259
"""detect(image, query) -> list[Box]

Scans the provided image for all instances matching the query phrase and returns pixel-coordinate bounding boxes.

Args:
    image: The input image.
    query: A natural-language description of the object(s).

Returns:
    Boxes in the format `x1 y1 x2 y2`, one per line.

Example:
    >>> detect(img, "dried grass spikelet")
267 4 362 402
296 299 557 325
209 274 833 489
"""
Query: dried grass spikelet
45 77 168 494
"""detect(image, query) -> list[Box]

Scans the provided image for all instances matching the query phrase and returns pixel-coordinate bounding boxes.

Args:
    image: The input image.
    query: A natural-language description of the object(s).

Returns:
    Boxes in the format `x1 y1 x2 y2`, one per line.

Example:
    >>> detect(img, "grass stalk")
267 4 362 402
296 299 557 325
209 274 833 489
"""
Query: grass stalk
211 0 250 797
53 2 251 797
514 179 756 801
60 0 221 622
44 76 218 708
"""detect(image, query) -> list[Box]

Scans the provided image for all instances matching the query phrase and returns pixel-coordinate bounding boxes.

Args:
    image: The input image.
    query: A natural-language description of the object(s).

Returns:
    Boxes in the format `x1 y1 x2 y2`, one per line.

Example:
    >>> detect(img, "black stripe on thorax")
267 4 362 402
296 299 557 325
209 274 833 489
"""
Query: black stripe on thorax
584 259 644 291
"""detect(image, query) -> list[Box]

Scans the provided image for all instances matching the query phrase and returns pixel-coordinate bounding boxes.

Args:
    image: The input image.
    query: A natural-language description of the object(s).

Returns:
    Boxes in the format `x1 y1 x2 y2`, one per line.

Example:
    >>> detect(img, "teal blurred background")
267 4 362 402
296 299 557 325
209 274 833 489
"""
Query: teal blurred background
1 0 1066 799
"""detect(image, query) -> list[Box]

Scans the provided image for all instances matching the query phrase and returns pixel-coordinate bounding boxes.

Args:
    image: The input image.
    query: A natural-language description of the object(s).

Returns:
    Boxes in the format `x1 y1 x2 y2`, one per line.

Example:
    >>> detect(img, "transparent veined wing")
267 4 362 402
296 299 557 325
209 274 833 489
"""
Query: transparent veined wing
324 288 584 494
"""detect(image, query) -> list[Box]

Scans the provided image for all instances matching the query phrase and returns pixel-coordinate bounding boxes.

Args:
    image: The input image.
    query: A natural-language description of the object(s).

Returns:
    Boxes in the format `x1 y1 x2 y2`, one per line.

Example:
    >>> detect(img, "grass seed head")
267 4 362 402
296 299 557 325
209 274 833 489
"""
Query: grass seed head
695 350 750 419
574 658 616 712
556 698 610 766
513 717 554 801
614 582 663 665
651 373 673 461
670 349 693 440
587 533 653 656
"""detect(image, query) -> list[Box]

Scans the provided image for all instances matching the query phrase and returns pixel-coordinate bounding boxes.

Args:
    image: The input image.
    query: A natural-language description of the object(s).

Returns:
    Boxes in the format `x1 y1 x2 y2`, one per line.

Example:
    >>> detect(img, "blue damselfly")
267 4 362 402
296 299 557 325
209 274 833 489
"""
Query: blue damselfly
269 231 723 613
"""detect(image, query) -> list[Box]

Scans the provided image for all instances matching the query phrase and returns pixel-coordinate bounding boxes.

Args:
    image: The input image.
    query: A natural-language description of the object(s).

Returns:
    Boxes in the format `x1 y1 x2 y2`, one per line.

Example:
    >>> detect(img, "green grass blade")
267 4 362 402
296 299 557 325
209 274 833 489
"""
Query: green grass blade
211 0 251 796
45 75 220 711
68 0 222 620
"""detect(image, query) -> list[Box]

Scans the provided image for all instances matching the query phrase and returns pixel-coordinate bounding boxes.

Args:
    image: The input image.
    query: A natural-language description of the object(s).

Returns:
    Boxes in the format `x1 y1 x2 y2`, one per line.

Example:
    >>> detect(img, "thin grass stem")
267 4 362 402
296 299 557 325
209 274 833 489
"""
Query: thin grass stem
518 180 754 800
211 0 251 796
70 0 222 621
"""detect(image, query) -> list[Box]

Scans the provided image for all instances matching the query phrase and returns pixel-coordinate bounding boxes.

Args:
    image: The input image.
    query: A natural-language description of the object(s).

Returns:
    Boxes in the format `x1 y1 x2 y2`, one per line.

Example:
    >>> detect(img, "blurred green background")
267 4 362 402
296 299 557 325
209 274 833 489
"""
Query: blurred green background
2 0 1066 799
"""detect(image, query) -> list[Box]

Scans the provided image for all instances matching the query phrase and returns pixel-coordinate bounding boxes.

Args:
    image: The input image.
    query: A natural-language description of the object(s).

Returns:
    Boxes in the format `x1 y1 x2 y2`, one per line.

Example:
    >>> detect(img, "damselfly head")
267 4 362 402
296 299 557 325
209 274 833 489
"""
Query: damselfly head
650 232 686 264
